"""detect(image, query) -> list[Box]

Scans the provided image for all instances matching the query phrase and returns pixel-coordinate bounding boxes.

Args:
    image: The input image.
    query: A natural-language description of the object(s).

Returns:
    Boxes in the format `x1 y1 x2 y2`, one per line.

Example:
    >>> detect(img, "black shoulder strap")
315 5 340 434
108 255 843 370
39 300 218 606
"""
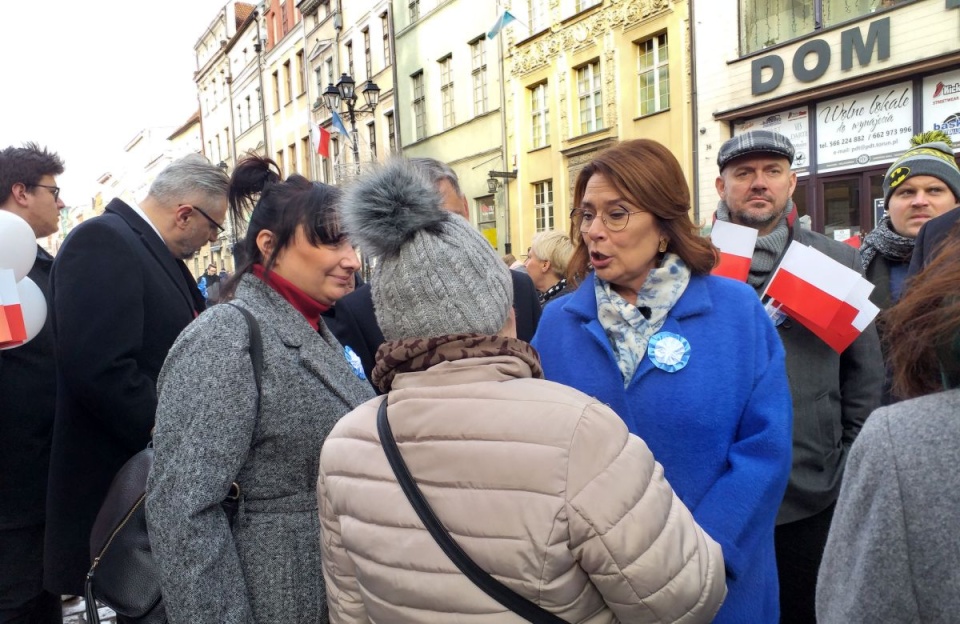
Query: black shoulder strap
376 399 567 624
226 302 263 414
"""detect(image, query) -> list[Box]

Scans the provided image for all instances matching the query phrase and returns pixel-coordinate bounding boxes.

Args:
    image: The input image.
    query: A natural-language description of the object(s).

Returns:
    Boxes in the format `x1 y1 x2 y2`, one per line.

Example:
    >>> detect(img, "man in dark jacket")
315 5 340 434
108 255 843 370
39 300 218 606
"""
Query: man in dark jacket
44 155 229 599
0 143 65 623
197 263 222 306
326 157 541 387
714 130 883 624
907 205 960 279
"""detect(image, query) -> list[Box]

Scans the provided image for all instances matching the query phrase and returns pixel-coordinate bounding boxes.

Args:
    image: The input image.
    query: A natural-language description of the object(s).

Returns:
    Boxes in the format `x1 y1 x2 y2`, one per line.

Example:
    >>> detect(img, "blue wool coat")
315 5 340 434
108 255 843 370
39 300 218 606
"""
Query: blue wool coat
533 273 793 624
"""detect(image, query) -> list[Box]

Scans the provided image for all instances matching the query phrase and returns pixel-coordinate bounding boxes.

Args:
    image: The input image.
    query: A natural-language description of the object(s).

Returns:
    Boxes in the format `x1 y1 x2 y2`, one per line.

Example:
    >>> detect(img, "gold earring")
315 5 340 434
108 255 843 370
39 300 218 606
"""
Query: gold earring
658 237 668 253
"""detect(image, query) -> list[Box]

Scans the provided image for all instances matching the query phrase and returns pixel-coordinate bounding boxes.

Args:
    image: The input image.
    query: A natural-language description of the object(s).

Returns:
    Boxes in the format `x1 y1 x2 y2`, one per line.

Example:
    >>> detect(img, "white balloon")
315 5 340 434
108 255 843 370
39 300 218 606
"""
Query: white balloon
0 277 47 350
0 211 37 281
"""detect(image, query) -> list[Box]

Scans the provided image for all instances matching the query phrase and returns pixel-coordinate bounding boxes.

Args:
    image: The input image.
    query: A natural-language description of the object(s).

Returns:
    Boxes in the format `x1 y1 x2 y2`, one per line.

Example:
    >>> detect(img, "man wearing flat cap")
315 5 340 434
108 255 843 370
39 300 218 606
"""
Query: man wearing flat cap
714 129 883 624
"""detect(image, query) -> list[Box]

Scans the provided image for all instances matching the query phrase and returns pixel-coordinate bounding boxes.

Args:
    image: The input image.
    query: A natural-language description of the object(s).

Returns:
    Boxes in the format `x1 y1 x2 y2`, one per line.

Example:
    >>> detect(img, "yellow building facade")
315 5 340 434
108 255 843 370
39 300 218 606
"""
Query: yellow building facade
506 0 693 257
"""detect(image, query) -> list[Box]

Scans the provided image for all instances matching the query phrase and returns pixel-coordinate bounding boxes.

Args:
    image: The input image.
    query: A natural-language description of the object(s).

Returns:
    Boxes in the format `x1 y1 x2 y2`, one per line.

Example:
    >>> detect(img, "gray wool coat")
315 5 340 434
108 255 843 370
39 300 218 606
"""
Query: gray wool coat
816 388 960 623
146 274 375 624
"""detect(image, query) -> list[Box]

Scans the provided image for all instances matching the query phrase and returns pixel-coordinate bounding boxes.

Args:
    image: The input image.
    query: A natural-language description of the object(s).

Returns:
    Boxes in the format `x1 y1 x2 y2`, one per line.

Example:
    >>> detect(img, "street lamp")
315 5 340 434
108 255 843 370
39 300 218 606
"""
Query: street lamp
323 72 380 165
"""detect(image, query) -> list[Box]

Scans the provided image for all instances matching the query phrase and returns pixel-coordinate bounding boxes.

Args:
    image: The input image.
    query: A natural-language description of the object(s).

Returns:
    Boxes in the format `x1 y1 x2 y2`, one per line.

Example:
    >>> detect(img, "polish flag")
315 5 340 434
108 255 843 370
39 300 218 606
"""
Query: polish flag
764 242 879 353
315 124 331 159
710 220 758 282
0 269 26 346
764 242 862 328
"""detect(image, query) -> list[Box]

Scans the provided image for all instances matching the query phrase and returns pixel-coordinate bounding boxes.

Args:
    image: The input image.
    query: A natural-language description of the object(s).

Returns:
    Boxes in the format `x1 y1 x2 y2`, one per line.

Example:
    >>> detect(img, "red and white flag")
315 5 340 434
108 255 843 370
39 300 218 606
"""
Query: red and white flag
0 269 26 347
710 220 758 282
763 242 879 353
314 124 331 159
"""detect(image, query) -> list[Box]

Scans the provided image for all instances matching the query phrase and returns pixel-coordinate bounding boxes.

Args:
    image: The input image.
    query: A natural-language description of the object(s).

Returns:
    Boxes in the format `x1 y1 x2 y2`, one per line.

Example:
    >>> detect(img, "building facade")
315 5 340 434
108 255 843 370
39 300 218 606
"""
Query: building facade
693 0 960 240
392 0 508 250
301 0 397 185
506 0 693 257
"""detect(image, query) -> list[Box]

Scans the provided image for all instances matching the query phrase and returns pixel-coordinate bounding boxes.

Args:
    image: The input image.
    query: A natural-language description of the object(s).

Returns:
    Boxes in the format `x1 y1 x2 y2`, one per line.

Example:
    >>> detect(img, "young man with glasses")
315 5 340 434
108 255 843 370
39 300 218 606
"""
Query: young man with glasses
0 142 65 624
43 155 230 608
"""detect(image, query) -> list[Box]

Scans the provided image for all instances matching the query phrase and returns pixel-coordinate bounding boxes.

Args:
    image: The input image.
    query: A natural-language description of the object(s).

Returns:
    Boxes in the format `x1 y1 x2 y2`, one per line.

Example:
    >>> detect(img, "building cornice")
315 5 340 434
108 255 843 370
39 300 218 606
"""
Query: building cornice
510 0 670 77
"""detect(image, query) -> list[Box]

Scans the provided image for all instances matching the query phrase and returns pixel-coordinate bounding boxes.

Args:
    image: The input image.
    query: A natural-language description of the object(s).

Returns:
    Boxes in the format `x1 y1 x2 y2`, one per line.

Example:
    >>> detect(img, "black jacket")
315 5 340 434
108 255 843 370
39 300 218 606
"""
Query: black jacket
44 199 204 594
325 270 542 391
906 206 960 280
0 247 56 530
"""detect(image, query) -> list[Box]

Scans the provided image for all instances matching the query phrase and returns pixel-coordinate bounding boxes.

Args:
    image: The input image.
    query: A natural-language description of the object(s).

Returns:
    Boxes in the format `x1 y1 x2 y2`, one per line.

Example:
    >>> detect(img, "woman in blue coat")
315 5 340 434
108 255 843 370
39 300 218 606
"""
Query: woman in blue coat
532 139 793 623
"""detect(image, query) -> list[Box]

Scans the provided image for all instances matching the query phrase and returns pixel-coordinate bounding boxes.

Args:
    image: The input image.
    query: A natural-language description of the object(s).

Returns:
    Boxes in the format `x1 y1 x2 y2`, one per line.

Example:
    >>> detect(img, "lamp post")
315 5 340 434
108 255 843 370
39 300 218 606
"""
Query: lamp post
323 73 381 166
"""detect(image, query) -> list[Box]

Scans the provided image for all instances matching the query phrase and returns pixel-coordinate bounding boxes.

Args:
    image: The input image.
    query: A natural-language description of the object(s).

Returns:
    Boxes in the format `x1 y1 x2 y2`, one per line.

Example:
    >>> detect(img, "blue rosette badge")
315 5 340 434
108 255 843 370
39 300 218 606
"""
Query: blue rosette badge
648 332 691 373
344 345 367 380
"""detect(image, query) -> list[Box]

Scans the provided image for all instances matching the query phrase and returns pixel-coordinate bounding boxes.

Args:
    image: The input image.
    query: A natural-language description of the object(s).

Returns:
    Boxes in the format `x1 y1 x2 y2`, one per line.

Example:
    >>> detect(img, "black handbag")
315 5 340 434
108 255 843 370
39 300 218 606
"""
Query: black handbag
376 399 568 624
84 303 263 623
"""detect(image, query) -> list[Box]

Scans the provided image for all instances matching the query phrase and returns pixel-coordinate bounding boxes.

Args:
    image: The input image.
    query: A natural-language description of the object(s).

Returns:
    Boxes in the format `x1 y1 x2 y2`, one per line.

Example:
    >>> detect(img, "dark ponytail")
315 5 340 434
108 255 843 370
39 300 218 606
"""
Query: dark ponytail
222 154 345 299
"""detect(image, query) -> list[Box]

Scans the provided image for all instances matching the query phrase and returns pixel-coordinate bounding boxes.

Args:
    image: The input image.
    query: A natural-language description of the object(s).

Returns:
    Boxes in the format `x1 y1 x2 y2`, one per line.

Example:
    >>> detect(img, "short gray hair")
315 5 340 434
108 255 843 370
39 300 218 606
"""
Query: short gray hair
148 153 229 205
409 157 463 198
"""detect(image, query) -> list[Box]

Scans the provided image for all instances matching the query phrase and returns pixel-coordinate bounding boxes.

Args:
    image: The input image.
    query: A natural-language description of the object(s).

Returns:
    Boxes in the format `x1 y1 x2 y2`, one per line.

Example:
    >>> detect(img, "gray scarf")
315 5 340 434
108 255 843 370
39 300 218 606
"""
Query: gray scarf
859 214 914 271
715 199 794 290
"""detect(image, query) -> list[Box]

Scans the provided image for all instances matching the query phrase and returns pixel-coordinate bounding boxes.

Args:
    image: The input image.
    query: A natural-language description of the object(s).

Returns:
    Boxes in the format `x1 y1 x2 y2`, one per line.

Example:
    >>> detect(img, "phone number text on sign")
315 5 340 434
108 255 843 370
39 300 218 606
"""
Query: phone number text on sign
816 83 914 172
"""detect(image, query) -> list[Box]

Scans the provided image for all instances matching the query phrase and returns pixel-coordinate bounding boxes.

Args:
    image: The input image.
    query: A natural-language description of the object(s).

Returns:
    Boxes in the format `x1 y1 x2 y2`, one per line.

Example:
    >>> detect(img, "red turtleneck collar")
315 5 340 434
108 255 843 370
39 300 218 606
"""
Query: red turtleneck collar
252 264 329 330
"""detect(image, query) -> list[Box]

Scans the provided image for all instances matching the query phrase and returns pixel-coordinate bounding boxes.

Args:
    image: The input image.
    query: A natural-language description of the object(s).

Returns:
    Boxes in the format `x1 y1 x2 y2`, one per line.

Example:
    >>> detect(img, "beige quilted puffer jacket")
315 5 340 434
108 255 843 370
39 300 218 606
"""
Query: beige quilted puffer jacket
317 353 726 623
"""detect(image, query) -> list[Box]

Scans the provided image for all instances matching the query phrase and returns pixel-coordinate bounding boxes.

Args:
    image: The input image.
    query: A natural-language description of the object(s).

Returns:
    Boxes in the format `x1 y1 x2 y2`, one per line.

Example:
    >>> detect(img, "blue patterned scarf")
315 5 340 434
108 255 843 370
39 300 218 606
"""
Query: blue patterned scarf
595 253 691 386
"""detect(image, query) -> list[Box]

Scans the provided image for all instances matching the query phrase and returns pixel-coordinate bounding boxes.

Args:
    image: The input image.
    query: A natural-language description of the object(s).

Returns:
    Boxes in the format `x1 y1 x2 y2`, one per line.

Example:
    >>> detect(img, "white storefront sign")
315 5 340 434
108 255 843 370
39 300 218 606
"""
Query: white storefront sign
923 69 960 149
816 82 914 173
734 107 810 174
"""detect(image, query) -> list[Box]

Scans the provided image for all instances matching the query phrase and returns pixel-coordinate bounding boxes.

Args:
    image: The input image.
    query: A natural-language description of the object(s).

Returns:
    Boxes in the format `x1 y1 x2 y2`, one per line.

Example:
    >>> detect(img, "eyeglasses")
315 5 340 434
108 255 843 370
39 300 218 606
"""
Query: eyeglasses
570 207 645 233
185 204 225 233
30 184 60 202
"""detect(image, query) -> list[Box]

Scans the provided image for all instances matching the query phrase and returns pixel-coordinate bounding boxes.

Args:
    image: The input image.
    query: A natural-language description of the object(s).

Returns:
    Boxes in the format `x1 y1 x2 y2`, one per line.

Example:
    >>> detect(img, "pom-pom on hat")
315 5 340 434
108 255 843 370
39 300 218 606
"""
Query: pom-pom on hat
340 158 513 341
883 130 960 208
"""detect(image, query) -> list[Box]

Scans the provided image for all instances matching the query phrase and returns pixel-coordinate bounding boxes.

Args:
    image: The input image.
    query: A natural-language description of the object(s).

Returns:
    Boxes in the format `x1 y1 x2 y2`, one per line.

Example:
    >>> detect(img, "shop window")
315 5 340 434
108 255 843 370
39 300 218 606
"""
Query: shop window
637 33 669 116
739 0 906 55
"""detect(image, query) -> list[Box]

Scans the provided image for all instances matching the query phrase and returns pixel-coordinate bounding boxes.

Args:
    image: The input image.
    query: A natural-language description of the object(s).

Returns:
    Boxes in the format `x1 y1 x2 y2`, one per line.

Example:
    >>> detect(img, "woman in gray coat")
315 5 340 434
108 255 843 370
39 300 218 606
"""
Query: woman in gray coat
146 156 375 623
817 227 960 623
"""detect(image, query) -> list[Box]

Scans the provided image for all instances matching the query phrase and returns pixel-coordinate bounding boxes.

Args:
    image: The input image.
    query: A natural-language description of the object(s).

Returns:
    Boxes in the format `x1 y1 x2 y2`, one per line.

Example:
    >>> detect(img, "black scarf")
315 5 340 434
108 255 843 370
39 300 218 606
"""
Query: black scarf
859 214 914 271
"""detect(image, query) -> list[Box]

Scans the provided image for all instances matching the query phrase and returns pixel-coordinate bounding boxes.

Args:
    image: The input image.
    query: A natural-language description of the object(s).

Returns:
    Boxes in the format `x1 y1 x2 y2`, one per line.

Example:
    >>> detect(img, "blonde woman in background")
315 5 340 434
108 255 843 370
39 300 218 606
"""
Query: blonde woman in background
524 230 575 306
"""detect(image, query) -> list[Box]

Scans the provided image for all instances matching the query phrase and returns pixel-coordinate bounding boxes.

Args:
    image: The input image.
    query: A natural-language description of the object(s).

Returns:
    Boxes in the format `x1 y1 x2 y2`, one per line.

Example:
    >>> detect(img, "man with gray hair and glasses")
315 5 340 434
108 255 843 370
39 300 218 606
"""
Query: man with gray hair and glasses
43 154 229 603
326 157 541 387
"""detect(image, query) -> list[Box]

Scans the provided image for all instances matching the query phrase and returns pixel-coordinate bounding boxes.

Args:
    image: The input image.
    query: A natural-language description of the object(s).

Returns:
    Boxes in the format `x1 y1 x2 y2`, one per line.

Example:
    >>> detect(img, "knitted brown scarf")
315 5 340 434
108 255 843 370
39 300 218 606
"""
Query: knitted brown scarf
371 333 544 393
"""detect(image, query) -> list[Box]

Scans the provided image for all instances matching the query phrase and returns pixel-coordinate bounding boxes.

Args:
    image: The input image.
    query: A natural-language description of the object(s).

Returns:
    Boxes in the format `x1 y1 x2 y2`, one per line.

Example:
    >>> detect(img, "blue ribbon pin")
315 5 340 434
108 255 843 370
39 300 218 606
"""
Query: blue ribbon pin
648 332 691 373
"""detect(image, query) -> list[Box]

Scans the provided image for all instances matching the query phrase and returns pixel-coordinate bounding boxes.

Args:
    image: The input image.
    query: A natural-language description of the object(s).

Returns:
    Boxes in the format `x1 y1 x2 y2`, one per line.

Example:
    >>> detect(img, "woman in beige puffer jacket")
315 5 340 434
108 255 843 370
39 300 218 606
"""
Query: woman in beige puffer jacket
316 157 726 624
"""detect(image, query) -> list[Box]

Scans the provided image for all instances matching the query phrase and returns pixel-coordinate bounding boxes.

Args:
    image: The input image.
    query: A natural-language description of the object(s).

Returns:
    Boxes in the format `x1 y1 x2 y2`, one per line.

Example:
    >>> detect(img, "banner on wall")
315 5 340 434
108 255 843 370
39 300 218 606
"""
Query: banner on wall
735 107 810 174
923 70 960 149
816 82 914 173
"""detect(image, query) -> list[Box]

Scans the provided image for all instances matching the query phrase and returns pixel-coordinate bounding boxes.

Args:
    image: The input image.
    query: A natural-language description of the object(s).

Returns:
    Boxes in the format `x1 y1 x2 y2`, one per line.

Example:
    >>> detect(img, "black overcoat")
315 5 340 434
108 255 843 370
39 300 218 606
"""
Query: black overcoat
43 199 203 594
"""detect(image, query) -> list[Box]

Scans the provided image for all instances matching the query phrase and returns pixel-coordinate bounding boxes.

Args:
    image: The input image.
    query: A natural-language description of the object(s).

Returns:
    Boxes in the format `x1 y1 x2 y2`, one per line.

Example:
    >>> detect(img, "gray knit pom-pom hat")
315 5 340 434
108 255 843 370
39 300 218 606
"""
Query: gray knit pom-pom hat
340 158 513 341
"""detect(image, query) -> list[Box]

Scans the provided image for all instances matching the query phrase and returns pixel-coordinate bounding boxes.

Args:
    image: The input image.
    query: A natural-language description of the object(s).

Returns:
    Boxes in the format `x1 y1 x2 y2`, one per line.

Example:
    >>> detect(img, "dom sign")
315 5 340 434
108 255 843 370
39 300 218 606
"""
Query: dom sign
752 17 890 96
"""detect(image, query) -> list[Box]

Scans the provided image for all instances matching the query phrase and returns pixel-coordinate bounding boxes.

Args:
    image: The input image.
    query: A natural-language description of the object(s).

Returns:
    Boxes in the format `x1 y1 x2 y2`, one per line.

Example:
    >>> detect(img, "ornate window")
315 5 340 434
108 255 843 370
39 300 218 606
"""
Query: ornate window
534 181 555 232
637 33 669 116
576 61 602 134
530 83 549 148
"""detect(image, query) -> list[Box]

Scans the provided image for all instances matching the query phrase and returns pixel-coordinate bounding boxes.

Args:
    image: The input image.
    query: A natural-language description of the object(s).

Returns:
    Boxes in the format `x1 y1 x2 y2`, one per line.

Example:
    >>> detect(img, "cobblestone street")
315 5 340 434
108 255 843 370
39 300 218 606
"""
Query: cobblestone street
61 597 115 624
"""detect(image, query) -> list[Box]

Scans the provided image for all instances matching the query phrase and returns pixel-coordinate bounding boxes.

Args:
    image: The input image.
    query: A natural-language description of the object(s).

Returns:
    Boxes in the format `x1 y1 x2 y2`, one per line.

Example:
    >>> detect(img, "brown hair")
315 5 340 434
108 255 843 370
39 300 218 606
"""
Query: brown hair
884 224 960 399
567 139 717 284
